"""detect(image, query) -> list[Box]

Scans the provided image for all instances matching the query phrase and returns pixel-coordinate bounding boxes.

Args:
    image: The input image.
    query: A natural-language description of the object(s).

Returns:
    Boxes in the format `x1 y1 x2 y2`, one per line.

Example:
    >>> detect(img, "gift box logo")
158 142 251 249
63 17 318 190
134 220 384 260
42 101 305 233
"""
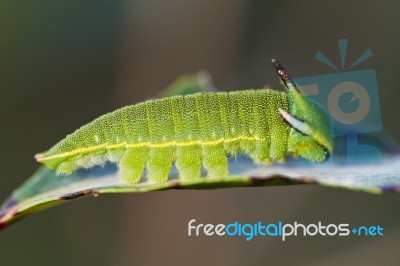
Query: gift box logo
293 39 382 162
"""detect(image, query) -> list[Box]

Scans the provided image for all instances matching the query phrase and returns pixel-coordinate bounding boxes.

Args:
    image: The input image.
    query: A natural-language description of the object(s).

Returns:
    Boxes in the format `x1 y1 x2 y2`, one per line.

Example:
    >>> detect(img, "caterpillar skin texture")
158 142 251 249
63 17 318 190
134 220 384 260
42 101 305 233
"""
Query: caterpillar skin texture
35 88 334 184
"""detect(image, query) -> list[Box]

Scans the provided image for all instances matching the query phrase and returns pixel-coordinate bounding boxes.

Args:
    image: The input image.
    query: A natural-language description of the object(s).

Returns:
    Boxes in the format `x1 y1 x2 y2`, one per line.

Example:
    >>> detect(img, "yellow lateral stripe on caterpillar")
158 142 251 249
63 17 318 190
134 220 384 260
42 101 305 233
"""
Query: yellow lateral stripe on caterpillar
35 144 108 162
35 135 266 162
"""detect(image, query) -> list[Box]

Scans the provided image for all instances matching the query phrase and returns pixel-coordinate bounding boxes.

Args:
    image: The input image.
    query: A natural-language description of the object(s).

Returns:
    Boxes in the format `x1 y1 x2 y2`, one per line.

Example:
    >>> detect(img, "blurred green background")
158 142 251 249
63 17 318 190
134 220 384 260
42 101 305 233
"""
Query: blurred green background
1 1 400 265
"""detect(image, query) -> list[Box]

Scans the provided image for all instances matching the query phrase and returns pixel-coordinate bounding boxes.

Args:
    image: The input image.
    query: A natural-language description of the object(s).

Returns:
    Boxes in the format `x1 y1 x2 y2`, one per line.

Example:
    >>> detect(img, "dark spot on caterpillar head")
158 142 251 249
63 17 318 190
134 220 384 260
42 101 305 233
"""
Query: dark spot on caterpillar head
322 145 331 162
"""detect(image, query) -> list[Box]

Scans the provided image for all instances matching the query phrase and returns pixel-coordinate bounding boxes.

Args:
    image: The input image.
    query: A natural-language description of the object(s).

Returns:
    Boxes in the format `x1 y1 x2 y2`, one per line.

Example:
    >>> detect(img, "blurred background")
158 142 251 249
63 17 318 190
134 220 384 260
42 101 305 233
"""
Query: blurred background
1 1 400 265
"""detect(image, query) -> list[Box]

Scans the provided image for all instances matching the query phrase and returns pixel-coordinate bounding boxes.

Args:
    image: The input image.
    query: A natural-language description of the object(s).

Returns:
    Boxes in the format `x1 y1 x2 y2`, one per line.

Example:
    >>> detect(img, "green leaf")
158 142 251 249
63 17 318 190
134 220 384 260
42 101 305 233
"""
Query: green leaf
158 70 215 97
1 147 400 231
1 72 399 231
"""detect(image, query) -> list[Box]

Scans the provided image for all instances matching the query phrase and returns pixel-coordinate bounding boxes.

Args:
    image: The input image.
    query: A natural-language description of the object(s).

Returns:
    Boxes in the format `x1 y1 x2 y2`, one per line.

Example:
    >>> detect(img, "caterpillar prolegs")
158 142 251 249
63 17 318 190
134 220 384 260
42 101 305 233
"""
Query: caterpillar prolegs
35 60 334 184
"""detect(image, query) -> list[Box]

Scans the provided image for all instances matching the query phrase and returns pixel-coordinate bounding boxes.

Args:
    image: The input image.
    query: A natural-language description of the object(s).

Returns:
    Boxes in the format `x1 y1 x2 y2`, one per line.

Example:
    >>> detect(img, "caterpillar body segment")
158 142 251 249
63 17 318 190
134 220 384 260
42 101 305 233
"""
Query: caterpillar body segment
35 60 334 184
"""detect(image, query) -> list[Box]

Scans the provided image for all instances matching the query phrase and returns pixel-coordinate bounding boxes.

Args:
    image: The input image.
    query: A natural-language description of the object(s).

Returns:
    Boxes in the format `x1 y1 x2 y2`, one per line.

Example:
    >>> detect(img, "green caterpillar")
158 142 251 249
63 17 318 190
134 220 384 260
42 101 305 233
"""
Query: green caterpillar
35 60 334 184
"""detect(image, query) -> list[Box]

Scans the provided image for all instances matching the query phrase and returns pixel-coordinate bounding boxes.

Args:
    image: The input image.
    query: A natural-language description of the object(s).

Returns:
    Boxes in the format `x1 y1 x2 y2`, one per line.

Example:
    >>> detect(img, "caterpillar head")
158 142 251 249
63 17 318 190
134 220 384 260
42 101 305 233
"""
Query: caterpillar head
272 59 334 162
